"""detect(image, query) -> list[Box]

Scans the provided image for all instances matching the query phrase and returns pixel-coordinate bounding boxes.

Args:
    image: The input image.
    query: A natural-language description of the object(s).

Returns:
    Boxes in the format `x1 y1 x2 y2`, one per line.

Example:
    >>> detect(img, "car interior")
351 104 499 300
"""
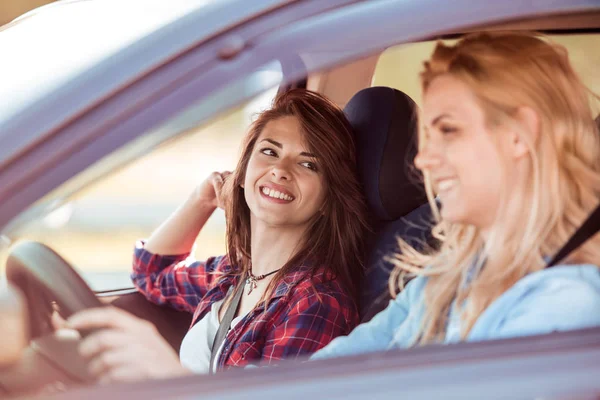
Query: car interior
0 10 599 397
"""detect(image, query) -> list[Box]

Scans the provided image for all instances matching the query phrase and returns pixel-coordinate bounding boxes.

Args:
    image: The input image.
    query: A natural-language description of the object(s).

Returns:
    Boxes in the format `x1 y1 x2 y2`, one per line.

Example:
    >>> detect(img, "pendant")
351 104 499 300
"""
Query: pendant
246 277 258 295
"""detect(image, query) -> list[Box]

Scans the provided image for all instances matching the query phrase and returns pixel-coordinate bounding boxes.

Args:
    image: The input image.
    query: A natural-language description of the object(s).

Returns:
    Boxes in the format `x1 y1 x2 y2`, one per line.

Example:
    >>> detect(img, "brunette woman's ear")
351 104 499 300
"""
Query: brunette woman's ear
240 183 245 188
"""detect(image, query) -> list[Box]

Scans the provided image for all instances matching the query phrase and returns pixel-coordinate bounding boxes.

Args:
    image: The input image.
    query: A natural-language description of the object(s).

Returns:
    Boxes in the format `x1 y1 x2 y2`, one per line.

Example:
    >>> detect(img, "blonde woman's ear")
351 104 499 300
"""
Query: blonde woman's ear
511 106 540 159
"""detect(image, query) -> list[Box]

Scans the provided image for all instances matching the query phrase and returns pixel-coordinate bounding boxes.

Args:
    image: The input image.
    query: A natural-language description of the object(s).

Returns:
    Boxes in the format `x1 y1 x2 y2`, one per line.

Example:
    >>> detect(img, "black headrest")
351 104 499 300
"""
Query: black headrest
344 87 426 222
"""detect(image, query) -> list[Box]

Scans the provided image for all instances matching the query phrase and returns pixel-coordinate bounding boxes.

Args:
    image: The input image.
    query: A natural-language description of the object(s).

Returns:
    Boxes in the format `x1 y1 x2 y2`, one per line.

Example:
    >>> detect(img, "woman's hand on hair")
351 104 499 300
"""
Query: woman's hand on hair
193 171 232 210
65 307 191 384
144 171 232 254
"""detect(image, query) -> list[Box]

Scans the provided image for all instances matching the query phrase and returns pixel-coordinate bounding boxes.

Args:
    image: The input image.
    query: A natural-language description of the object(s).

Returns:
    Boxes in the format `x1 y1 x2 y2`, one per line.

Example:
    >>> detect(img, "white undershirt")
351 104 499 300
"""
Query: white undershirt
179 299 247 374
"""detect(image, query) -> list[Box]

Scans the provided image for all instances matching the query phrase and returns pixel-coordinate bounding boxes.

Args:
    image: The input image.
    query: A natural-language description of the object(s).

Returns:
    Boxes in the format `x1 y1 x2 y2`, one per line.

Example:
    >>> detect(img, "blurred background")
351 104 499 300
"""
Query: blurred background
2 1 599 291
0 0 55 25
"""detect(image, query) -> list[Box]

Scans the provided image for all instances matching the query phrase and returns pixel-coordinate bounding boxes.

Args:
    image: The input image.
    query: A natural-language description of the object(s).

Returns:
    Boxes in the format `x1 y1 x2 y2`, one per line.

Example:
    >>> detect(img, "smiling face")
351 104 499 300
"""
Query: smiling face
415 75 512 231
243 116 326 229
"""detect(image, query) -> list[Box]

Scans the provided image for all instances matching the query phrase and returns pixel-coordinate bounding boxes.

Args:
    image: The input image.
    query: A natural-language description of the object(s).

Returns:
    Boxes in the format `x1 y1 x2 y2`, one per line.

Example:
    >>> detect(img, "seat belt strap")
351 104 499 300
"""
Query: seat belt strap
209 277 245 374
547 203 600 268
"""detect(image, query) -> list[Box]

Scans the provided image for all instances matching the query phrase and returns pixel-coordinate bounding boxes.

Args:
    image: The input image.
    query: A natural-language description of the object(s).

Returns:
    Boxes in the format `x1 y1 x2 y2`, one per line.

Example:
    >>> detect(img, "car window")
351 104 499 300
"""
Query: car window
373 33 600 111
0 86 279 291
0 0 219 125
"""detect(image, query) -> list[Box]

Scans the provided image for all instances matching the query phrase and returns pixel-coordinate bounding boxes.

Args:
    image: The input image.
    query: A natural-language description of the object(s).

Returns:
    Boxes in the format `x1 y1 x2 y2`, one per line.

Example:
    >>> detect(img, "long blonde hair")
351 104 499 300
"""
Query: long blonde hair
390 32 600 345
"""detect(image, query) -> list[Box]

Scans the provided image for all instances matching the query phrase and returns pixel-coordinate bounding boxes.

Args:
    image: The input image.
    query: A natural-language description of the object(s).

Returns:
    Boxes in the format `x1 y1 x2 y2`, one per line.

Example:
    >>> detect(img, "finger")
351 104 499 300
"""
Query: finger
87 348 132 378
211 171 225 184
215 171 233 184
97 365 148 385
78 330 132 360
67 307 142 332
51 311 68 331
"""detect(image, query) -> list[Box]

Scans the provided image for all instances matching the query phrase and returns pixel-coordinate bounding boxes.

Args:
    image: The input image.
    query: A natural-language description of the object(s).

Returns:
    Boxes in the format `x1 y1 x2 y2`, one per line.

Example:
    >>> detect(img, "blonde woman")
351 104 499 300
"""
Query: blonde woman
312 32 600 359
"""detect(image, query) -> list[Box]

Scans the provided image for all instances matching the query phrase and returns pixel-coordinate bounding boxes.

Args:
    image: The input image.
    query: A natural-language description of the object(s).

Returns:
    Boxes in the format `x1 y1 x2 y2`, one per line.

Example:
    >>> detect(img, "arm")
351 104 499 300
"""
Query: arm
489 278 600 340
131 244 227 312
131 171 231 312
310 276 428 360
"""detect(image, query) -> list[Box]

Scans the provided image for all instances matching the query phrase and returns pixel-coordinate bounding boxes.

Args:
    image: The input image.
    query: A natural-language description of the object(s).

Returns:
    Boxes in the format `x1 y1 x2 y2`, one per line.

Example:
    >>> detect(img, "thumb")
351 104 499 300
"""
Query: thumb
51 311 69 331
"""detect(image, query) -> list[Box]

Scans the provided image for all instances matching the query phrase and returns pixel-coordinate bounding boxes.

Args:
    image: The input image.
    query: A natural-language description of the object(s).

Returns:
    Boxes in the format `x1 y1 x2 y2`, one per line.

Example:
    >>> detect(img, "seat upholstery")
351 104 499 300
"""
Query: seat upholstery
344 86 435 321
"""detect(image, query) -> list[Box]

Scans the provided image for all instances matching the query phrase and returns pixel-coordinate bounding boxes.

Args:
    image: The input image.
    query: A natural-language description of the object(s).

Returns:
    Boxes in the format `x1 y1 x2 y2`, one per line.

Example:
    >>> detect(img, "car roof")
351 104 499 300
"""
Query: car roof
0 0 217 124
0 0 295 166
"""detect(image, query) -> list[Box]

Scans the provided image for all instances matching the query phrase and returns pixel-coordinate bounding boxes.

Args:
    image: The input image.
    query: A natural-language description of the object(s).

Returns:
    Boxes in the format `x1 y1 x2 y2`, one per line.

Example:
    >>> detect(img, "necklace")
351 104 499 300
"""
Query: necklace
246 269 281 295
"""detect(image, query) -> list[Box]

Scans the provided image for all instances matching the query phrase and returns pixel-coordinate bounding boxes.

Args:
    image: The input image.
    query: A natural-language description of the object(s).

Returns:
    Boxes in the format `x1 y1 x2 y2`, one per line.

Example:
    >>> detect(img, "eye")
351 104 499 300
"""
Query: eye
440 125 458 135
300 161 318 172
260 147 277 157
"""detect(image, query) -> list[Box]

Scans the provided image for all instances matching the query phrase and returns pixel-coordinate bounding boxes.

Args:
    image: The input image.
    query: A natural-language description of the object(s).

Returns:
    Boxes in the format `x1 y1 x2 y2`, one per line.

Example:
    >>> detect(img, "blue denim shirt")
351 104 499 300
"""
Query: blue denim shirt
311 264 600 360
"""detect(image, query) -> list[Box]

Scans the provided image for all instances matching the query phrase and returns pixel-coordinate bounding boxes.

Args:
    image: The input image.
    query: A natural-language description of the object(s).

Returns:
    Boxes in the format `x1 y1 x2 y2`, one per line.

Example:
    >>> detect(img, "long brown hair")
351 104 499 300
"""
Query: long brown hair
224 89 369 305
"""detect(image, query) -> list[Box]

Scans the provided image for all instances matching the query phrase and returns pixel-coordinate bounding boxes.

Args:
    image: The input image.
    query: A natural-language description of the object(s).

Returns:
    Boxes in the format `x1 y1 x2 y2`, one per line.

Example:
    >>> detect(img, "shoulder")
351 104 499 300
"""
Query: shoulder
512 264 600 306
519 265 600 312
481 264 600 339
389 274 429 311
205 254 234 273
283 268 359 327
292 268 354 304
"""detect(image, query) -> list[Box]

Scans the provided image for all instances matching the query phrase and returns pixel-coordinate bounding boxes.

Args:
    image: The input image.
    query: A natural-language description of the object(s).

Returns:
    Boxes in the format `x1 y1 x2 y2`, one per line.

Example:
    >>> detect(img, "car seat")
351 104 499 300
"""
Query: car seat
344 86 435 322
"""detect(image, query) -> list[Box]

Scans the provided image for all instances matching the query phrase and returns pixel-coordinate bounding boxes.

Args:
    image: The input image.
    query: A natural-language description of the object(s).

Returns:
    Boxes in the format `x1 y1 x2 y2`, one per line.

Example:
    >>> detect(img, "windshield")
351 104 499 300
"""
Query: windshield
0 0 217 124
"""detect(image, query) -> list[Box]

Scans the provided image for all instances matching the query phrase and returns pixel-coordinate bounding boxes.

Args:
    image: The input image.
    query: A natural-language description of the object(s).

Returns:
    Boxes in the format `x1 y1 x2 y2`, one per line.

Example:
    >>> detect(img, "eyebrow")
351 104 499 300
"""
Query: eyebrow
260 138 317 158
430 113 451 126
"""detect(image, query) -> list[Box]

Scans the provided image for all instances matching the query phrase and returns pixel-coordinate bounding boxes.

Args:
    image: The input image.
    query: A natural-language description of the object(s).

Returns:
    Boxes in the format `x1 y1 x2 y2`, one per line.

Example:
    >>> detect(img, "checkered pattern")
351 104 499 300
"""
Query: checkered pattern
131 240 359 371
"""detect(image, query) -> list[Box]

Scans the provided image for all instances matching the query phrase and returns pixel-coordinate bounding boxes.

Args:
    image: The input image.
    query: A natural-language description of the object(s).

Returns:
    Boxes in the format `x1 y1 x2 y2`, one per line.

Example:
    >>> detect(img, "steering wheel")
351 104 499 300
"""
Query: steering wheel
0 241 103 394
5 241 102 338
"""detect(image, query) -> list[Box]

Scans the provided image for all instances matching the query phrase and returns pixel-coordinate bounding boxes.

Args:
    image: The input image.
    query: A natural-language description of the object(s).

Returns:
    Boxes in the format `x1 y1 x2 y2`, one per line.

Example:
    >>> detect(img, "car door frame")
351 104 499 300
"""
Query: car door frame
1 1 599 397
47 326 600 399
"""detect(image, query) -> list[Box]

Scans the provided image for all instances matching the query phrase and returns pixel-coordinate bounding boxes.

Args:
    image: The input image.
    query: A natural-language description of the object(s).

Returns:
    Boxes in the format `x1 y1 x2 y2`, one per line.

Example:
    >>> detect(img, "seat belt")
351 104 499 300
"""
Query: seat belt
209 279 245 374
546 203 600 268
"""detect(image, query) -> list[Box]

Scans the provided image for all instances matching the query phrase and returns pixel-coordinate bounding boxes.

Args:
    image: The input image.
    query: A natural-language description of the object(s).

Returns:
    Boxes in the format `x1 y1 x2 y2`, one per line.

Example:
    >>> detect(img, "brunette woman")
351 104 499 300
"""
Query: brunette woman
65 89 368 382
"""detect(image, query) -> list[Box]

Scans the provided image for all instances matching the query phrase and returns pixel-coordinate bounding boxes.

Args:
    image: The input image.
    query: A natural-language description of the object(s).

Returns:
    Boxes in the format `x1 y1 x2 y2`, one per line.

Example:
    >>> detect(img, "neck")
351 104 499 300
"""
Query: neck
481 171 531 247
249 217 307 276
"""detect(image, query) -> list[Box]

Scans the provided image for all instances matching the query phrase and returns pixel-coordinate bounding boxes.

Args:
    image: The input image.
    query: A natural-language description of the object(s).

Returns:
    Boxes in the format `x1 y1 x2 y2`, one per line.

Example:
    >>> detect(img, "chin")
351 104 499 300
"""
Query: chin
439 205 468 225
253 210 291 226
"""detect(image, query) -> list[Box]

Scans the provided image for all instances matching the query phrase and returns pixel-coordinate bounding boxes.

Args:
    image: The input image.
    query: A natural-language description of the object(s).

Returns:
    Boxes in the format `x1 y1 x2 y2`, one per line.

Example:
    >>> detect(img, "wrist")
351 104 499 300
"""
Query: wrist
186 189 218 212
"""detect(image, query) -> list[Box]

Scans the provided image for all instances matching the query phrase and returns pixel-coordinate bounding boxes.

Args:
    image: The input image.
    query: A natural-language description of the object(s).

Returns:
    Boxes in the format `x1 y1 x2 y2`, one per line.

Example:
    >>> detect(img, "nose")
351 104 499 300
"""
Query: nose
271 159 292 181
414 140 443 171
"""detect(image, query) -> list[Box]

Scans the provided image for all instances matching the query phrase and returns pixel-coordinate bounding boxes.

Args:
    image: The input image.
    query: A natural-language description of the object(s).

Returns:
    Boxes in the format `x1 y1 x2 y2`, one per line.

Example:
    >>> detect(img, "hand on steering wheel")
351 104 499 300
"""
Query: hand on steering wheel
6 241 103 339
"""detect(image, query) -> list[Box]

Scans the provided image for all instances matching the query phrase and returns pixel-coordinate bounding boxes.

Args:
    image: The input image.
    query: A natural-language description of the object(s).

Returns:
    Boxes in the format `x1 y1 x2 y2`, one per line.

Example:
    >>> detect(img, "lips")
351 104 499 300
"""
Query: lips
259 183 295 202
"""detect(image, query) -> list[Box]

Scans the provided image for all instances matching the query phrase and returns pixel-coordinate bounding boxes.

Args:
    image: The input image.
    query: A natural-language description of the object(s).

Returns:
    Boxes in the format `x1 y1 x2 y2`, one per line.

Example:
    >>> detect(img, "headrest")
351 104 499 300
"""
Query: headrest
344 87 427 221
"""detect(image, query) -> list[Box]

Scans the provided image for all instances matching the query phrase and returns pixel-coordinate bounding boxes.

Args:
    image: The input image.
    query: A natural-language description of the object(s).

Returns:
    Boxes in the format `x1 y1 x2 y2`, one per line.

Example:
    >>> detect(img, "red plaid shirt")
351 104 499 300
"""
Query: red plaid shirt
131 241 359 371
